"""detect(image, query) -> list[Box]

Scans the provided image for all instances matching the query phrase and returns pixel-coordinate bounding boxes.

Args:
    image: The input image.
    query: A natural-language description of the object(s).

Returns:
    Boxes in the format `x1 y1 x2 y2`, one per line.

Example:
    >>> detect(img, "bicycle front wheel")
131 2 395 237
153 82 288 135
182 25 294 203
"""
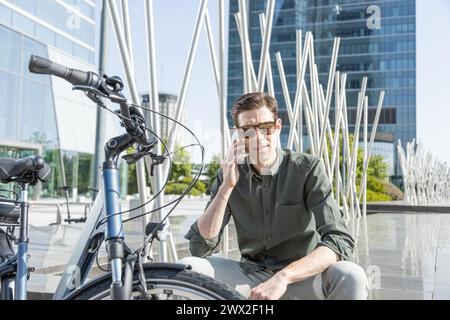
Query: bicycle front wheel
66 264 244 300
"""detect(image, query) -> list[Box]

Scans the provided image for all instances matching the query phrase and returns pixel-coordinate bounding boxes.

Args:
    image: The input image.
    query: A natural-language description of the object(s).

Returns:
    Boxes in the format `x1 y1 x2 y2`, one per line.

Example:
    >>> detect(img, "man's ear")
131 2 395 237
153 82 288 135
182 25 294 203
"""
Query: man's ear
276 118 282 130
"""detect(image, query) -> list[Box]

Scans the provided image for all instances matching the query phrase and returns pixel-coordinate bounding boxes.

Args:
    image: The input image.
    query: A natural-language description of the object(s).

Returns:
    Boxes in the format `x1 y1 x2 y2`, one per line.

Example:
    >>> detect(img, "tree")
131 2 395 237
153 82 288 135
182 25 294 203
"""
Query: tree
324 131 399 202
205 154 221 194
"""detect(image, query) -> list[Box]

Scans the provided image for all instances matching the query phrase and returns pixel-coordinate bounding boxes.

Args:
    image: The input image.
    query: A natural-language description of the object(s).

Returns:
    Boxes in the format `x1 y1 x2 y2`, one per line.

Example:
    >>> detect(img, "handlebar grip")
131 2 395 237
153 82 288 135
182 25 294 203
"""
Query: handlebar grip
29 55 69 77
28 55 101 88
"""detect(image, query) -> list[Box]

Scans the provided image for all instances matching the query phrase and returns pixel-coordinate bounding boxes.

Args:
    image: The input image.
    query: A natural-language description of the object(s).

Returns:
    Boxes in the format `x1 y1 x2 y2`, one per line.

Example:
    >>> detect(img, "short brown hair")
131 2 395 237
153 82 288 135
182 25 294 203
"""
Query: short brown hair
231 92 278 126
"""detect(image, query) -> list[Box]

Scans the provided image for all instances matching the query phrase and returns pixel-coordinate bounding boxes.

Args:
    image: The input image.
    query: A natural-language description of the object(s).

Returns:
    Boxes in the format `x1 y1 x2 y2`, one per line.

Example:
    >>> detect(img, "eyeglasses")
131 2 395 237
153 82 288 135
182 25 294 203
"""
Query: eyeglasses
236 121 277 138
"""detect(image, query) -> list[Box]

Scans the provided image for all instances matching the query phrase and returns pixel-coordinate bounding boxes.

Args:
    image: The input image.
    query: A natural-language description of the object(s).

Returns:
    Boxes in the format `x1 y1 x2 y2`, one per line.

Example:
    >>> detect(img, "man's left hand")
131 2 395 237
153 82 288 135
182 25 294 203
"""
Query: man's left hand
249 273 288 300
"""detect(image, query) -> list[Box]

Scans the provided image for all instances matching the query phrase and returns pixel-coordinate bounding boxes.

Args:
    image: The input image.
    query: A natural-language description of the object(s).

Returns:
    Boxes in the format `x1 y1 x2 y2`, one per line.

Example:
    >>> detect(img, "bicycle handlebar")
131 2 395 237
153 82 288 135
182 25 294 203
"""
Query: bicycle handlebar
28 55 158 161
28 55 101 88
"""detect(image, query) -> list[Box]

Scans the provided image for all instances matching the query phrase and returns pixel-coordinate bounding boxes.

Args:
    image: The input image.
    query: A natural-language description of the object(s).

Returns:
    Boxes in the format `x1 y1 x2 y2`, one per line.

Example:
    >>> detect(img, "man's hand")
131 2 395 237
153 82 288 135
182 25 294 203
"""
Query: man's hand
249 273 288 300
221 139 247 189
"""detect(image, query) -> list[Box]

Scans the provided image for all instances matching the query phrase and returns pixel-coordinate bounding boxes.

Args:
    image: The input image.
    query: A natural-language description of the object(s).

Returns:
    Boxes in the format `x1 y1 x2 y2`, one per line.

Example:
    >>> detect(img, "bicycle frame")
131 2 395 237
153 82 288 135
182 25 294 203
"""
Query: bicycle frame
53 134 138 300
52 184 106 299
5 55 193 300
53 158 126 299
0 183 30 300
0 145 133 300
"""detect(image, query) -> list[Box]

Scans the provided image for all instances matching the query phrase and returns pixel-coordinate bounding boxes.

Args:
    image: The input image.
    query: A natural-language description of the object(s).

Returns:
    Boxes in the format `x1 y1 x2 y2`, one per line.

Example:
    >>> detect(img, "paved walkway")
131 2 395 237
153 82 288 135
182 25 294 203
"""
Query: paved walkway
15 198 450 299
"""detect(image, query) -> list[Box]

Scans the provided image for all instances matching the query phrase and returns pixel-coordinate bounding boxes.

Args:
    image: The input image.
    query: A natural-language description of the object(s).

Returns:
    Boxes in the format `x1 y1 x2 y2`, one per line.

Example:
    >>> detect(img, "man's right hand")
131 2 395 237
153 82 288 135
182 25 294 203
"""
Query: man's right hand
221 139 247 189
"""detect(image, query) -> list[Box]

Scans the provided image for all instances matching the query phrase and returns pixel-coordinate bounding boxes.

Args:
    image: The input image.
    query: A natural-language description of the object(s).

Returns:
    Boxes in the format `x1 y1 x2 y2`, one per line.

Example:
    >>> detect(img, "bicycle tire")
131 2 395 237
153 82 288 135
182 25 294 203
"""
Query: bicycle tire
66 264 244 300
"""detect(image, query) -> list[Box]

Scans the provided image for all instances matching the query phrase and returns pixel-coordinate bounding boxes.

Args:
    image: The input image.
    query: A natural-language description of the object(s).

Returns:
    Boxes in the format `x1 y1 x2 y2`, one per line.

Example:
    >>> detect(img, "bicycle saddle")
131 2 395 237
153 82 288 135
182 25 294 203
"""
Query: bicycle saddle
0 155 51 185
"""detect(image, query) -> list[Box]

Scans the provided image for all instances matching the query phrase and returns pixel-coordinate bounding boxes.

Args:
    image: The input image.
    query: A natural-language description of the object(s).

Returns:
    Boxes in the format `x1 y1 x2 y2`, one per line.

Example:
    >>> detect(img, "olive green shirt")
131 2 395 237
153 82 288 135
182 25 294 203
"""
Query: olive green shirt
185 149 354 271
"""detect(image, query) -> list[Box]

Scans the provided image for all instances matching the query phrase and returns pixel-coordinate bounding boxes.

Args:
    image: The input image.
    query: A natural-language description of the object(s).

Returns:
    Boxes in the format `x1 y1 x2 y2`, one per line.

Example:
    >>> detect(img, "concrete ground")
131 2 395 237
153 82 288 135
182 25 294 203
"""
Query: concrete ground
4 197 450 300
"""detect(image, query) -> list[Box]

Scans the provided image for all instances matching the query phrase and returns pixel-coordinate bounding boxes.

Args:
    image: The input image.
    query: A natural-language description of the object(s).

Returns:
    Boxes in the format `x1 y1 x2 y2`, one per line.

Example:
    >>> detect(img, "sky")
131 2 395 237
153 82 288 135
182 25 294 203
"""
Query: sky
416 0 450 165
94 0 450 166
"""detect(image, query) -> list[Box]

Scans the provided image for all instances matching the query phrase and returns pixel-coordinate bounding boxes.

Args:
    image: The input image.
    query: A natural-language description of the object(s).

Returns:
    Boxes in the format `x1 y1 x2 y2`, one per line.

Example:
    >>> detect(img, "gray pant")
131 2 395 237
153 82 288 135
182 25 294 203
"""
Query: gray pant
178 255 368 300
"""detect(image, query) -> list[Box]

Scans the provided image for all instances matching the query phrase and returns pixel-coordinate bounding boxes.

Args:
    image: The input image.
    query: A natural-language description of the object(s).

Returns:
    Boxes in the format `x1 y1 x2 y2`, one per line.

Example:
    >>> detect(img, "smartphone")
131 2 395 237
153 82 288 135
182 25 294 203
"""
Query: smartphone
231 129 249 166
232 129 249 153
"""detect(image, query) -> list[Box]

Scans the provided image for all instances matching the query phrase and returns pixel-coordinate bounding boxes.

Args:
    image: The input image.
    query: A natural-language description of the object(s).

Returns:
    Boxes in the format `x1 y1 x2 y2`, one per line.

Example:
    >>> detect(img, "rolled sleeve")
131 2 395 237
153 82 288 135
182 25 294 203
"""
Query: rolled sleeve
304 158 355 261
184 169 232 258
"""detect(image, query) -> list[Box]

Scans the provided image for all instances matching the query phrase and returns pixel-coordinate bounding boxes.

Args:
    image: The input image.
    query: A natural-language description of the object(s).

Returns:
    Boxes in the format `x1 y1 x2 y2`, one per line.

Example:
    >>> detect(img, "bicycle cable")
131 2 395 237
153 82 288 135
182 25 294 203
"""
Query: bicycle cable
95 102 205 236
91 101 205 264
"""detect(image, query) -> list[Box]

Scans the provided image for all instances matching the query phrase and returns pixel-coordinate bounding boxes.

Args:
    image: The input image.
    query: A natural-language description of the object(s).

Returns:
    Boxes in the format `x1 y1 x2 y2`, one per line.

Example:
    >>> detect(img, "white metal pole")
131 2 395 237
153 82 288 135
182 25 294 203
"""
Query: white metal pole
257 0 275 92
163 0 209 181
234 13 248 93
311 65 321 154
233 12 257 92
107 0 151 226
288 32 311 149
363 94 368 217
296 29 303 152
318 37 340 158
238 0 255 92
331 72 346 177
275 52 300 151
205 9 221 97
144 0 173 262
258 13 275 96
219 0 229 258
358 91 385 202
334 71 341 204
121 0 135 74
301 81 316 155
346 78 367 200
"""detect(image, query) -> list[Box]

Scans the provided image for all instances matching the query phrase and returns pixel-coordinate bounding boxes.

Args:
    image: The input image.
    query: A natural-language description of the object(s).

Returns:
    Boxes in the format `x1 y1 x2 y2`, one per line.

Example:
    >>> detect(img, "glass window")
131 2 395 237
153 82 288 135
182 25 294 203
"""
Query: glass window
0 4 12 26
77 0 95 20
12 11 35 37
88 51 95 64
8 0 38 15
21 36 49 81
36 0 57 27
41 86 58 148
56 34 74 55
35 24 55 47
20 78 46 143
77 18 95 46
61 0 77 6
0 25 21 74
73 43 91 62
0 72 19 140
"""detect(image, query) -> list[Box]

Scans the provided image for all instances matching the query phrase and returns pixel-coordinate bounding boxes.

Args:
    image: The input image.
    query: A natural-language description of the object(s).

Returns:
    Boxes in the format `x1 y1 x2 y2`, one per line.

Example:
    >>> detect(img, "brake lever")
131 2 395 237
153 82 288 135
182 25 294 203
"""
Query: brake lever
73 81 127 105
73 84 108 97
73 85 109 106
121 151 166 176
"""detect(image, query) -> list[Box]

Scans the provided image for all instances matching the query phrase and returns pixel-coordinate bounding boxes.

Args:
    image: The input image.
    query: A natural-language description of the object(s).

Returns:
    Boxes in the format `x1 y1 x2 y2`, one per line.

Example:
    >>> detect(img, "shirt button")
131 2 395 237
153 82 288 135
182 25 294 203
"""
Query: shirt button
265 210 269 215
265 235 271 240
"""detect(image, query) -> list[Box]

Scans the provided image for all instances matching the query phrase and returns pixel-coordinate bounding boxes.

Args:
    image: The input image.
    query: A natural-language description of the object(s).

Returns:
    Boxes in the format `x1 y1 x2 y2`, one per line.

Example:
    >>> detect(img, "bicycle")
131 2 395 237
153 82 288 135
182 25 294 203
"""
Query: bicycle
0 55 243 300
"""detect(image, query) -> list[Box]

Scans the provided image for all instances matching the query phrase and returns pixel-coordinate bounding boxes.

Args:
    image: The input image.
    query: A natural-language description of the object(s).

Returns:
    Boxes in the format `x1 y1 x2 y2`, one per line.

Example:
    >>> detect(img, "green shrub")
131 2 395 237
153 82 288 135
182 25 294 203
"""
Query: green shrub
381 180 404 200
179 177 206 193
165 182 203 196
366 189 392 202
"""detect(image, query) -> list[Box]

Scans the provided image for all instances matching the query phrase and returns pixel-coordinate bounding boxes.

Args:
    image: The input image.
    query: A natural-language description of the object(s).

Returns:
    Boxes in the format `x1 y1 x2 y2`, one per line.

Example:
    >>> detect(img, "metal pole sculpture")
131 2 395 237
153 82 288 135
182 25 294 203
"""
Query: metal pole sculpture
397 140 450 205
233 6 387 221
103 0 390 262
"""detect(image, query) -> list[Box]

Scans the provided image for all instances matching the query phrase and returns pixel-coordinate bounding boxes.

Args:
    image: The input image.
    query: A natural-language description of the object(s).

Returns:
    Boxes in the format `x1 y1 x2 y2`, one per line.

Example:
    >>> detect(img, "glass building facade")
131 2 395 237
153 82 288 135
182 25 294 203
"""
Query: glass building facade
0 0 97 199
227 0 416 179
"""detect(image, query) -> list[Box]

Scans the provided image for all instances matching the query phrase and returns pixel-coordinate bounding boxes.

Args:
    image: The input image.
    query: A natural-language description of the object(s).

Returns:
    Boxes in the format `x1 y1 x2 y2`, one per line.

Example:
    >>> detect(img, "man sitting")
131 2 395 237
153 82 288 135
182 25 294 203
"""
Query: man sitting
180 93 368 300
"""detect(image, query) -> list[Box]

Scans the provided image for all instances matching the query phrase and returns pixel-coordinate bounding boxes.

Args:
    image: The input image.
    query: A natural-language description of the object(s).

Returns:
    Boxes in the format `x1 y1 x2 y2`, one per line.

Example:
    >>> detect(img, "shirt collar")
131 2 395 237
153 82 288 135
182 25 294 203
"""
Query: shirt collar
245 147 285 179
